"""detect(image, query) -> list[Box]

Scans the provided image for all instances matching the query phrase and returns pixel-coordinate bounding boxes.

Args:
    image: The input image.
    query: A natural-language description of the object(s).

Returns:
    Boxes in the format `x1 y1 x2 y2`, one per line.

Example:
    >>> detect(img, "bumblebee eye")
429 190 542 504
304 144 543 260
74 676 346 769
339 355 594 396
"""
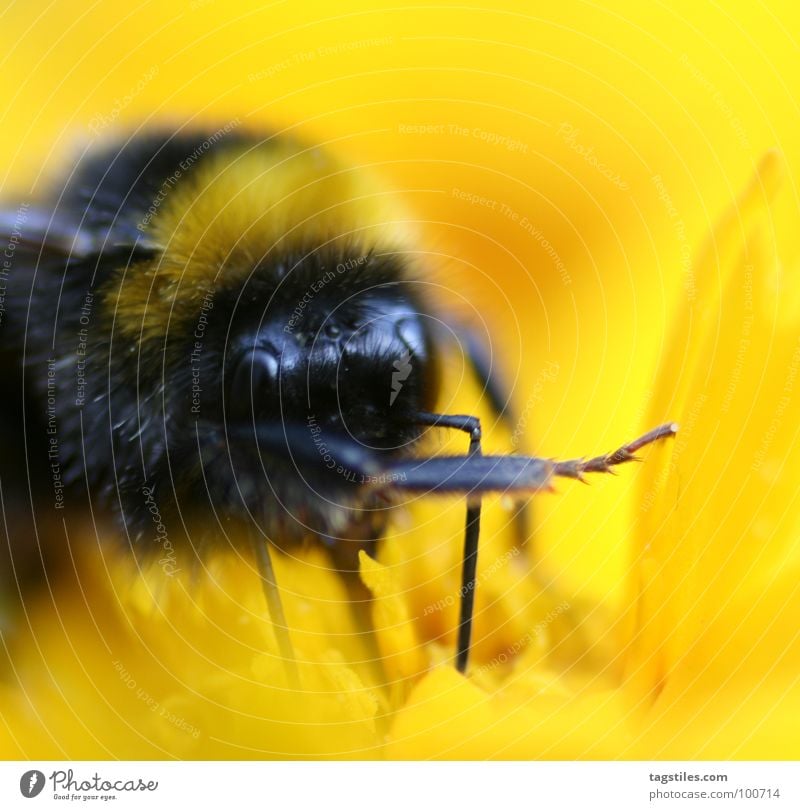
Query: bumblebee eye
228 348 279 422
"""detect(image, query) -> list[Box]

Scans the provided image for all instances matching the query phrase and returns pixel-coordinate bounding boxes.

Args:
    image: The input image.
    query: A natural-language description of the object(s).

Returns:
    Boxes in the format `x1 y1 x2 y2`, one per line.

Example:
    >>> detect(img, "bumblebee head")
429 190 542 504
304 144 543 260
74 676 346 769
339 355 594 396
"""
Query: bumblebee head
221 249 439 449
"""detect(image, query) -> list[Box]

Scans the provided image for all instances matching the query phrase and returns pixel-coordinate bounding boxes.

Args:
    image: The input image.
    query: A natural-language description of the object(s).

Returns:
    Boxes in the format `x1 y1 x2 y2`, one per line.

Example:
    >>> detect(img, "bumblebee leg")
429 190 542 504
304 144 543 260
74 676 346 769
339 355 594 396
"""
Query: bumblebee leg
414 412 483 674
251 532 299 683
387 423 676 495
450 323 532 549
233 420 676 675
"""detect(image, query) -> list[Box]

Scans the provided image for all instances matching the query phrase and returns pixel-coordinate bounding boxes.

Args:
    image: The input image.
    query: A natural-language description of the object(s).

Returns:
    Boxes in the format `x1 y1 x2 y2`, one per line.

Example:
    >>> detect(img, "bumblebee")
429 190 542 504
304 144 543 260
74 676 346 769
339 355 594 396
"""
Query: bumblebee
0 127 675 673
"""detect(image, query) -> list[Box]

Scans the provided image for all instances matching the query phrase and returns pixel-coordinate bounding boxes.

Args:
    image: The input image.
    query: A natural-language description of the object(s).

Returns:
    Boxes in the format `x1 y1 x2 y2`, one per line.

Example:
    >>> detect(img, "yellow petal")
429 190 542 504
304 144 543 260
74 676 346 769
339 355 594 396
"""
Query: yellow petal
628 152 800 724
387 667 635 759
0 546 385 759
359 550 428 690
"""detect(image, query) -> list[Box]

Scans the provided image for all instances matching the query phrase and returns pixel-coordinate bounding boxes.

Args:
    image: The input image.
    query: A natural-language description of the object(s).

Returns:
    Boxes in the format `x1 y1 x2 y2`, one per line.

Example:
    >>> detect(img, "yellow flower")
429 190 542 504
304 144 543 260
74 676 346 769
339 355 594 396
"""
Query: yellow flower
2 0 800 761
3 149 797 758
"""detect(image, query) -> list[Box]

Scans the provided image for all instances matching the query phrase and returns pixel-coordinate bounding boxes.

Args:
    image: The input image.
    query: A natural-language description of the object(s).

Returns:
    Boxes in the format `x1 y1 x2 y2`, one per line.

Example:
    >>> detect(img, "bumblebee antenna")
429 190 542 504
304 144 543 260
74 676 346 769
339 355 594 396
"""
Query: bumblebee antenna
251 534 299 683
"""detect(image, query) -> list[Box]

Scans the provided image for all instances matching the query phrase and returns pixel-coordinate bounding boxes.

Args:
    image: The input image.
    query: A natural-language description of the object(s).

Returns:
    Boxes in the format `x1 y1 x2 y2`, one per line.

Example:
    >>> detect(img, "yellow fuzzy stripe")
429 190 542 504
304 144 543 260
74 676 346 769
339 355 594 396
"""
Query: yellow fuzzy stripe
104 139 411 344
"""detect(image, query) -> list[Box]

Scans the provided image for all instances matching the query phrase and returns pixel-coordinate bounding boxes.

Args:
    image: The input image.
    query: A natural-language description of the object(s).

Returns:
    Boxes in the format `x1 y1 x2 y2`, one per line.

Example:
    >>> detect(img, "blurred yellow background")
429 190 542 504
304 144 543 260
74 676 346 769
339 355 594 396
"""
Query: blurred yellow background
2 0 798 624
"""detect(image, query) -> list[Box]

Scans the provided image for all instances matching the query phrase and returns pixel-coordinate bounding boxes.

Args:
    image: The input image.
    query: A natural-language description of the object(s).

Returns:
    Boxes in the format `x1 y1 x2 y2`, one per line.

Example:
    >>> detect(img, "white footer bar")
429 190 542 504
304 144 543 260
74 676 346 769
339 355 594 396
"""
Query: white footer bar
1 761 797 809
